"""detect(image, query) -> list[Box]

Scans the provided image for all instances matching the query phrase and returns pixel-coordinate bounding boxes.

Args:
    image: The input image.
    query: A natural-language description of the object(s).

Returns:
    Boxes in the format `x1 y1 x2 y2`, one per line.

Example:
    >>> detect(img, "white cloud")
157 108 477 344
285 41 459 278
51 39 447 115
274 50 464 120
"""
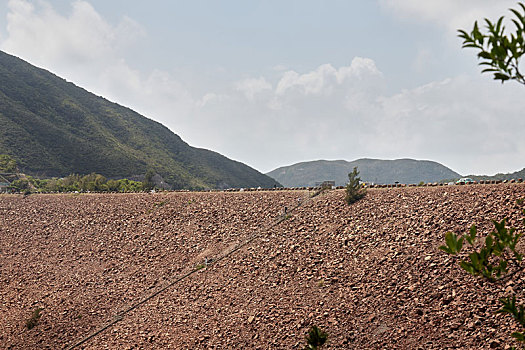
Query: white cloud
276 65 335 96
380 0 518 32
274 58 381 96
192 62 525 175
3 0 144 69
234 77 272 101
374 75 525 174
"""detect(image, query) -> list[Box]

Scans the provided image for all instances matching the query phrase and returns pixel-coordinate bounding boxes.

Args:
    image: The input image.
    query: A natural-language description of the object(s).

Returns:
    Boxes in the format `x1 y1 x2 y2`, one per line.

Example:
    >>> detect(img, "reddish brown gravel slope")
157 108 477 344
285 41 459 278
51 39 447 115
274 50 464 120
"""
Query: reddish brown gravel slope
1 184 525 349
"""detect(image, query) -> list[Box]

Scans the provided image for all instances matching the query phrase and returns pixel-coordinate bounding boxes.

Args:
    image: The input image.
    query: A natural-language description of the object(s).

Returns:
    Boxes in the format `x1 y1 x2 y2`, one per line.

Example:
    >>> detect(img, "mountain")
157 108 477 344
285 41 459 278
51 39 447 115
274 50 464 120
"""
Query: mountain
467 168 525 182
0 51 280 190
266 158 461 187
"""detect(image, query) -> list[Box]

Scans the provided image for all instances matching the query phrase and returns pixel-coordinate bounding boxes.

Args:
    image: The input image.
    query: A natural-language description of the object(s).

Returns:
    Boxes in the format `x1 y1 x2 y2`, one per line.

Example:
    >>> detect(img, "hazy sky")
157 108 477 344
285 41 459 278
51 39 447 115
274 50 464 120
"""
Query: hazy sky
0 0 524 175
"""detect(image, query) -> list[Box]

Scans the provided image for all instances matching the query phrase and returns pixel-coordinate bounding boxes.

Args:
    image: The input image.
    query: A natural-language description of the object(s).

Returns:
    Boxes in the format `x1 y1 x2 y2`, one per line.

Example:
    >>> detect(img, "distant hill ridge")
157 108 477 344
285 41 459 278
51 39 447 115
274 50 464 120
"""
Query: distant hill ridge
0 50 280 190
467 168 525 182
266 158 462 187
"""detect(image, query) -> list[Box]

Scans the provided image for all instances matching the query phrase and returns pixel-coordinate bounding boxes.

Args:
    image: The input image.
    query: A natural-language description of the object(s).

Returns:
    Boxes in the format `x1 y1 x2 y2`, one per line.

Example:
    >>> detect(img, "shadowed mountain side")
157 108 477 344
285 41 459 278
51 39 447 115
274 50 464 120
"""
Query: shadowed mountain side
0 50 279 190
267 158 461 187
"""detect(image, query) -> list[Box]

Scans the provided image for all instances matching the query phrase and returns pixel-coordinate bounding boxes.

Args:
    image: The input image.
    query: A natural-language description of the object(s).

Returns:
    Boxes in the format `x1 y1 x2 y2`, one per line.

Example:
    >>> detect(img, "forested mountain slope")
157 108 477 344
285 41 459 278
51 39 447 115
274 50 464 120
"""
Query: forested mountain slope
0 51 279 189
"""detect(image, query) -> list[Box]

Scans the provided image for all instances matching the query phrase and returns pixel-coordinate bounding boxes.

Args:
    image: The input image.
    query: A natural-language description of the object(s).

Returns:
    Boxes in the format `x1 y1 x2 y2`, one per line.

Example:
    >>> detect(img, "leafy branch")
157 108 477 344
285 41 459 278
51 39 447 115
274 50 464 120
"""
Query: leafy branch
458 3 525 85
439 202 525 347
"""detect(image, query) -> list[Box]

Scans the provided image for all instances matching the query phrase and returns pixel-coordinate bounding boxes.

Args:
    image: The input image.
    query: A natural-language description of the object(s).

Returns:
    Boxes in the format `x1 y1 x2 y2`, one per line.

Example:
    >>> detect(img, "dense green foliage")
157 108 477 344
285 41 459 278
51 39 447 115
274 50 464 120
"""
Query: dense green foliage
459 3 525 85
0 154 17 173
0 51 280 190
344 167 366 205
8 173 145 193
304 325 328 350
267 158 461 187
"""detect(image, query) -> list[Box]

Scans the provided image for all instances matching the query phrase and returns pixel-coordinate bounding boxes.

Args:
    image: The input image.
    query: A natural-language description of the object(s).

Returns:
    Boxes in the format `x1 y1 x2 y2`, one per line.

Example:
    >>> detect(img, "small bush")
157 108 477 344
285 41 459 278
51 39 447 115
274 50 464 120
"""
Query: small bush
26 307 43 330
345 167 366 205
305 325 328 349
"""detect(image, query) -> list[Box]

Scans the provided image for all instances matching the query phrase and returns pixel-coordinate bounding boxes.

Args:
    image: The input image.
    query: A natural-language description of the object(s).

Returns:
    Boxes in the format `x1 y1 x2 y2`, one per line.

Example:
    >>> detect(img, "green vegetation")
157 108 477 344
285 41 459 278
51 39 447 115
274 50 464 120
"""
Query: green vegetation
440 220 523 282
440 204 525 347
344 167 366 205
304 325 328 350
143 169 155 192
0 51 280 190
440 4 525 348
0 154 17 173
8 173 146 193
458 3 525 85
26 307 43 330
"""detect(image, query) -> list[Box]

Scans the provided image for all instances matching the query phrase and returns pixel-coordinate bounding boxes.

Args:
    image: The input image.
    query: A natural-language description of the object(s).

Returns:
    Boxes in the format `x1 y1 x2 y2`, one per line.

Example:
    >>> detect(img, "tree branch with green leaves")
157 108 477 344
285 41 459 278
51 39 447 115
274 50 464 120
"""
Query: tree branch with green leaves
439 202 525 347
458 3 525 85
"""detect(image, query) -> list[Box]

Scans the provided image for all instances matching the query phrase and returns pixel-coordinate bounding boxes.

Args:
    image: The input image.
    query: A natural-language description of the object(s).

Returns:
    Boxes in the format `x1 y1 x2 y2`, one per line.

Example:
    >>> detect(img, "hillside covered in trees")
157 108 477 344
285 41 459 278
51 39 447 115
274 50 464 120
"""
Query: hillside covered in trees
0 51 279 190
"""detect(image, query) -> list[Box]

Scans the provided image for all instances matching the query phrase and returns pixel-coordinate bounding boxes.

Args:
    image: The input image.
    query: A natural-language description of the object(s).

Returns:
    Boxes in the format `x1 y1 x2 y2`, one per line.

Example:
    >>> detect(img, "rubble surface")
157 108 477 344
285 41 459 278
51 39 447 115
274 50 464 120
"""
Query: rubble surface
1 184 525 349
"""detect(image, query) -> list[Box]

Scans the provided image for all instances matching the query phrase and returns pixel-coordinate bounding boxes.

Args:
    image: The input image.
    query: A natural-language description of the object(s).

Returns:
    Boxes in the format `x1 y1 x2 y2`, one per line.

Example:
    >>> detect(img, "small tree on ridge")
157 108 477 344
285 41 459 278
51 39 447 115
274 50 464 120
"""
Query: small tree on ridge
345 166 366 205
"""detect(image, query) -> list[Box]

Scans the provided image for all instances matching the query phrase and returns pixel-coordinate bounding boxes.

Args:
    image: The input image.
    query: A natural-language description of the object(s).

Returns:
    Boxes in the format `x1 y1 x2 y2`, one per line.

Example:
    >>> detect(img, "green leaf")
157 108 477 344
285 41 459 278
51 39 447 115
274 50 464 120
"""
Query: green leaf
469 252 480 269
494 72 510 81
481 68 498 73
457 29 470 39
442 232 462 254
466 224 477 245
478 51 492 59
499 260 508 274
510 8 525 25
511 332 525 342
459 260 475 275
438 245 452 254
485 234 493 248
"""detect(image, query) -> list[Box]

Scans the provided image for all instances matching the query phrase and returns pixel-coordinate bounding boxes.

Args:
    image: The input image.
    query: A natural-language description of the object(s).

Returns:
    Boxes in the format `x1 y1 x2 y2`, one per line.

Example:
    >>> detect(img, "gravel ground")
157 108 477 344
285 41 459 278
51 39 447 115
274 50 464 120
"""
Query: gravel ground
1 184 525 349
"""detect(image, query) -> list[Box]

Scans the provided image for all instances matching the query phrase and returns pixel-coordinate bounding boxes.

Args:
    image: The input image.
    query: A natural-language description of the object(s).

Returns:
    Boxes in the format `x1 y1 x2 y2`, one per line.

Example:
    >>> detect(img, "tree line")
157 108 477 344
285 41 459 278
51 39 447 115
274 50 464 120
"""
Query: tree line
1 154 155 193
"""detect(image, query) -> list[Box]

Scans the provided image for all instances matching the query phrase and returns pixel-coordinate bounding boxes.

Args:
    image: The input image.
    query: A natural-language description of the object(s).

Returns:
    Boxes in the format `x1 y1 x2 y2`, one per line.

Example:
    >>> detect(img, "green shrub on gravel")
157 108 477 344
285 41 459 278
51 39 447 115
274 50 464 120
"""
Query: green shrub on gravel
440 200 525 348
26 307 43 330
304 325 328 350
344 167 366 205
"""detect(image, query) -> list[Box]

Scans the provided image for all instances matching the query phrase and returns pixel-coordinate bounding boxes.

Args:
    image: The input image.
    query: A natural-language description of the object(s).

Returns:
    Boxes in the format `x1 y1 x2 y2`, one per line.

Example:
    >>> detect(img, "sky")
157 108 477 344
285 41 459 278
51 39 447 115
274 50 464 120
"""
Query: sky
0 0 524 176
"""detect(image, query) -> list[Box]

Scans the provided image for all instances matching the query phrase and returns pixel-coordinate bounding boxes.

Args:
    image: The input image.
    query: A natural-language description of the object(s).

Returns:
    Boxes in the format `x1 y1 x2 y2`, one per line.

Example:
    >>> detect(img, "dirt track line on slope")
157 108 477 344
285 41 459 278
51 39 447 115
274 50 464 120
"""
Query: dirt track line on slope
65 188 327 349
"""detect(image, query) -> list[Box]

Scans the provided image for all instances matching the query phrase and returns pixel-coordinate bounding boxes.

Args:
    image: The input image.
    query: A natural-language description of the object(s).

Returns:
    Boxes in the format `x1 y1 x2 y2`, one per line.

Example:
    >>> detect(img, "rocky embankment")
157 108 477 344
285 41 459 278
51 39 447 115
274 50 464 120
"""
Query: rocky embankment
1 184 525 349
